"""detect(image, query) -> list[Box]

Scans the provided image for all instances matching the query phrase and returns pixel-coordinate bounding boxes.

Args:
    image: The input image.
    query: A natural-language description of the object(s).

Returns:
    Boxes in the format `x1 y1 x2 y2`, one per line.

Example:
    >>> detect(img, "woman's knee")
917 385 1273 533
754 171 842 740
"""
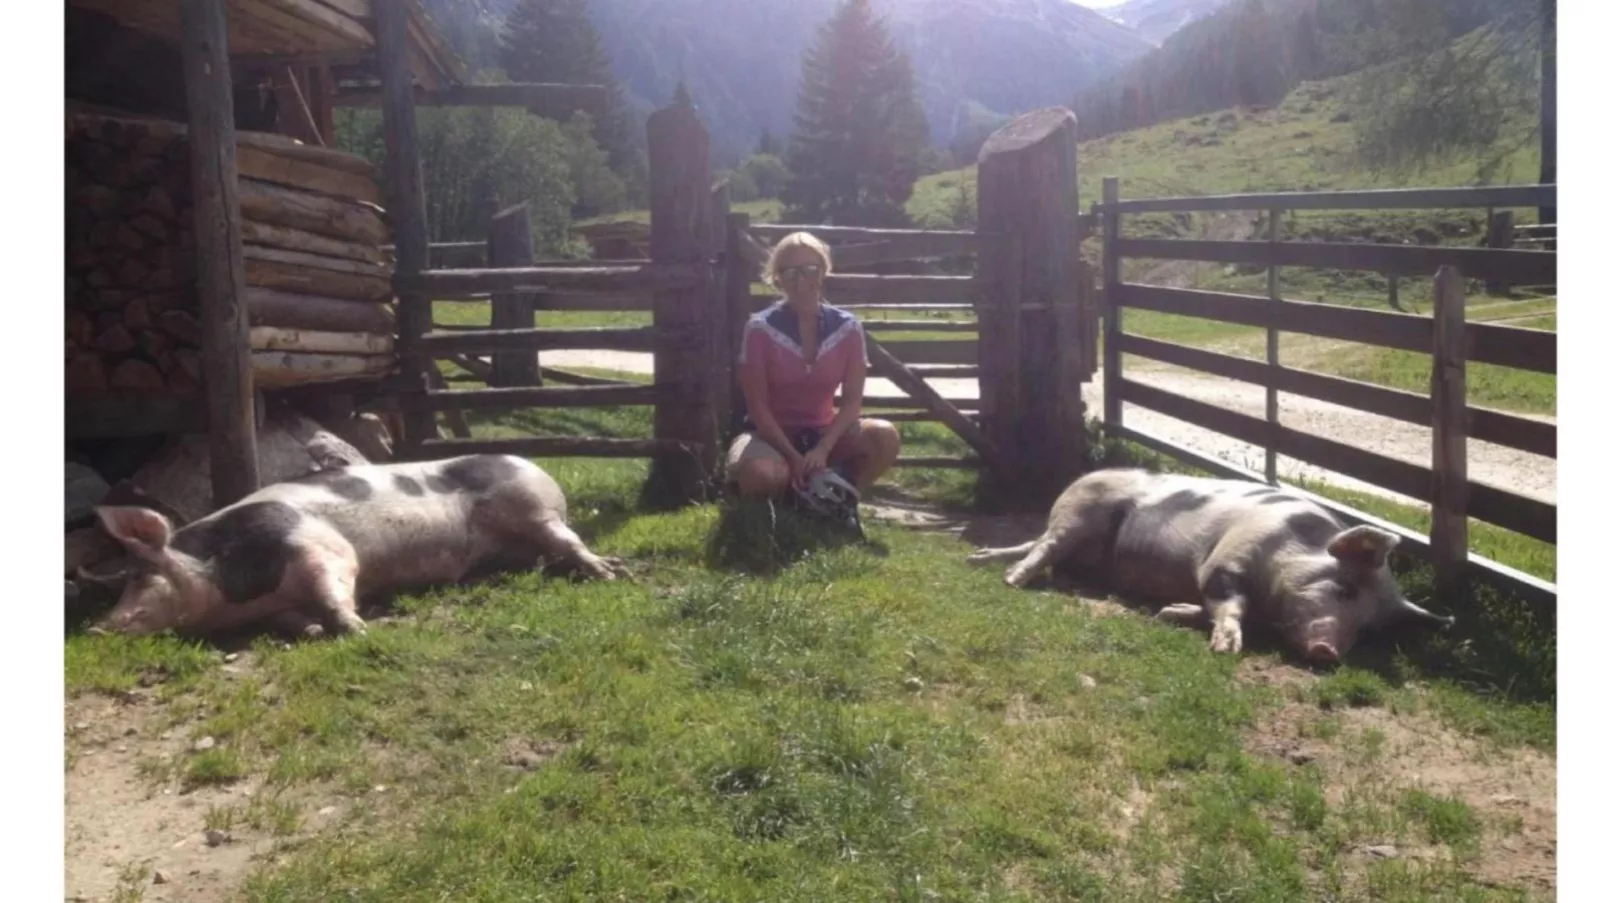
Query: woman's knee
735 458 790 496
860 419 902 458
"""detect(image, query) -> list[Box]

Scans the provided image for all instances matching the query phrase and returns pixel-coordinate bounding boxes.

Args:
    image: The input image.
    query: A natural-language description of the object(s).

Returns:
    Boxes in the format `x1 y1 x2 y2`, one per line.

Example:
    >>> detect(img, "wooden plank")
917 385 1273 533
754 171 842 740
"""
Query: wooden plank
874 339 978 365
241 219 386 263
1119 284 1432 353
417 326 660 355
824 273 980 305
1106 422 1555 606
1466 482 1556 544
251 350 395 388
412 435 699 460
373 0 435 449
181 0 259 505
893 456 981 469
236 144 381 204
708 184 734 439
1430 267 1470 593
404 384 663 413
258 0 372 45
1116 377 1434 503
1464 321 1556 374
487 202 540 388
864 334 1000 464
852 395 982 411
539 366 634 387
724 211 754 435
1266 207 1282 482
332 82 609 119
1108 184 1557 215
1116 333 1554 457
247 287 395 334
1116 238 1555 287
862 319 978 333
749 224 989 252
237 178 389 245
410 264 699 296
244 245 392 301
250 326 393 354
902 365 980 379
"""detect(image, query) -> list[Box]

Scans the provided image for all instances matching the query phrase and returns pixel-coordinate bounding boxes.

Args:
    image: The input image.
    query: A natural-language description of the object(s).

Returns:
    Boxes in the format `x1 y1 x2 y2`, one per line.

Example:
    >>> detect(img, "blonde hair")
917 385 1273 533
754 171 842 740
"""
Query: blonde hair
762 231 833 287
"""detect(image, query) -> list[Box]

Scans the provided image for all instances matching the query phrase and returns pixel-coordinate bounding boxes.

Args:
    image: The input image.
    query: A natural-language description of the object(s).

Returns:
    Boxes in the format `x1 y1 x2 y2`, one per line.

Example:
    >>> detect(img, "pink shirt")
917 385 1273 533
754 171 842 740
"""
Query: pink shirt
738 300 868 431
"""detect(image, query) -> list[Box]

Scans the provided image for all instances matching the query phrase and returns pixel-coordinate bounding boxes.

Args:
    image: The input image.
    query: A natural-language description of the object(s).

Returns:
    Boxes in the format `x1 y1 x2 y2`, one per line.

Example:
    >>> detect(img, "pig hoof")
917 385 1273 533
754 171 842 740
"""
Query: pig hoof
1209 622 1243 654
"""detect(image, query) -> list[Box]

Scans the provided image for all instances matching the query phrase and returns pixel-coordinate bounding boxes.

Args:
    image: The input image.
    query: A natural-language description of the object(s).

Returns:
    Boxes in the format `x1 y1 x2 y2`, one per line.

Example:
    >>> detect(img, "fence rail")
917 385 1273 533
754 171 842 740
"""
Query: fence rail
1099 176 1557 605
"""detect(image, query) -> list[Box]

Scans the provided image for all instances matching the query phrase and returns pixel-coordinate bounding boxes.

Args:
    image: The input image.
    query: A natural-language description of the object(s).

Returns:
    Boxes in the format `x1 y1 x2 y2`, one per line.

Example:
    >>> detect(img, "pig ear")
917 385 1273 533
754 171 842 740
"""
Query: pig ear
1326 525 1399 570
94 506 174 561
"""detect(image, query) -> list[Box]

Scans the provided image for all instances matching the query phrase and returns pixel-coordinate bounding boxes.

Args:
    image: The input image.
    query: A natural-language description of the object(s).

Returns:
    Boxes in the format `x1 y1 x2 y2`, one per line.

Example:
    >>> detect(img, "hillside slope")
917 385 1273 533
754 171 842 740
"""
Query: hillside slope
1097 0 1234 45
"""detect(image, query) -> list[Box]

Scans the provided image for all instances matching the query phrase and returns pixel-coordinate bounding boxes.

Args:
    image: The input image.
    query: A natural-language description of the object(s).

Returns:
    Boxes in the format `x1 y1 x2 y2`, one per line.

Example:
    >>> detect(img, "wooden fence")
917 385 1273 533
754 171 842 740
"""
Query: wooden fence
1096 179 1558 604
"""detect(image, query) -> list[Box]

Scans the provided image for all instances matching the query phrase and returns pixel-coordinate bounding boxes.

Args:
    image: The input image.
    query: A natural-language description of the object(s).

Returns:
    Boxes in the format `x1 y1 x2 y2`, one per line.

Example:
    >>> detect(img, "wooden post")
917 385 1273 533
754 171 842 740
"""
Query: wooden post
487 202 539 387
1265 207 1281 483
642 103 716 508
708 181 733 436
975 108 1084 507
724 211 753 443
180 0 259 506
1430 266 1469 602
1487 211 1514 296
1101 177 1122 434
373 0 435 455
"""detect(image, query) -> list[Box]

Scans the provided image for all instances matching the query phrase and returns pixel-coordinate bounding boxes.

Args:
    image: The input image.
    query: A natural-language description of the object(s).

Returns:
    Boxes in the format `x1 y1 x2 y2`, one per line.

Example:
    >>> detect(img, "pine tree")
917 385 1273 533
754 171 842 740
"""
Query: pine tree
499 0 640 176
756 126 781 157
781 0 930 227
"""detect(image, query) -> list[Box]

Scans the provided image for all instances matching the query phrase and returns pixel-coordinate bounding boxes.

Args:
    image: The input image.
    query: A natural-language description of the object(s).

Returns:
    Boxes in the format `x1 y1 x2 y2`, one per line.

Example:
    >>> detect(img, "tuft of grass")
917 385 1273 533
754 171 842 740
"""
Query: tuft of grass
1398 788 1483 854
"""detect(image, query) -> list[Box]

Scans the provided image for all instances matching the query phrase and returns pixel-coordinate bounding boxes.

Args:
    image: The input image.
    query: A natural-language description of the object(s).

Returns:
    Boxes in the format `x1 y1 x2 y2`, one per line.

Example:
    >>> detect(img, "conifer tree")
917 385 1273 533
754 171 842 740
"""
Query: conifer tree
781 0 930 227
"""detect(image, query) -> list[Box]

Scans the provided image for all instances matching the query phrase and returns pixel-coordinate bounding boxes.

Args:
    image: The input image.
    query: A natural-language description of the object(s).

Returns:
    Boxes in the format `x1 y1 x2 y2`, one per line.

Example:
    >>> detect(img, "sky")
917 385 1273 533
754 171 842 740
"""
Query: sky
1074 0 1127 8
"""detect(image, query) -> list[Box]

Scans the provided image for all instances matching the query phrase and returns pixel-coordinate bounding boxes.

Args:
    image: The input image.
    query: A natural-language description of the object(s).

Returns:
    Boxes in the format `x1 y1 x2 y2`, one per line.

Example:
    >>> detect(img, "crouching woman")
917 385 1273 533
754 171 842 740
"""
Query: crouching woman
726 231 902 498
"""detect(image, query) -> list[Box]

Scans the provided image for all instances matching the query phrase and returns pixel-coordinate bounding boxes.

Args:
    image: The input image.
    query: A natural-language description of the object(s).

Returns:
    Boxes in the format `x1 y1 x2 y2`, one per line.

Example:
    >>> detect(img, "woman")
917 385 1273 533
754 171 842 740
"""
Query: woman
727 231 902 499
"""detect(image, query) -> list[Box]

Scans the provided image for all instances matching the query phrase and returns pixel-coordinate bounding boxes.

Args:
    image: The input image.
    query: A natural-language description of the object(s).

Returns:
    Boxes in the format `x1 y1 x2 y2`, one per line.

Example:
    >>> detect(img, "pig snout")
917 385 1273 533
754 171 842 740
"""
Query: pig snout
1300 615 1356 665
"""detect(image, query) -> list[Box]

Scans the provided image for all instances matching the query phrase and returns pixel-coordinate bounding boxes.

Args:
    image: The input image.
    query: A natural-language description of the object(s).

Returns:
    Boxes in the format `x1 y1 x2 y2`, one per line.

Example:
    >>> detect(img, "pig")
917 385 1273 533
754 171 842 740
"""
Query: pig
83 454 626 639
965 468 1455 665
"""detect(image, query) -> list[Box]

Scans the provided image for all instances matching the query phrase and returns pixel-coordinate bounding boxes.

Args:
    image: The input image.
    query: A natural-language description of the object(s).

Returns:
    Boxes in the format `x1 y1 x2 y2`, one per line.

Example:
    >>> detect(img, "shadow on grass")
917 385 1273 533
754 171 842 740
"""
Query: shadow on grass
703 497 888 577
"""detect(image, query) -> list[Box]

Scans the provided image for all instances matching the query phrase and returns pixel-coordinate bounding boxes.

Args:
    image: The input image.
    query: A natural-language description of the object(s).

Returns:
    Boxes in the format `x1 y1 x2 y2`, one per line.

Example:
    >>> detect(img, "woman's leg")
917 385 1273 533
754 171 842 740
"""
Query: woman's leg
827 419 902 491
726 432 791 498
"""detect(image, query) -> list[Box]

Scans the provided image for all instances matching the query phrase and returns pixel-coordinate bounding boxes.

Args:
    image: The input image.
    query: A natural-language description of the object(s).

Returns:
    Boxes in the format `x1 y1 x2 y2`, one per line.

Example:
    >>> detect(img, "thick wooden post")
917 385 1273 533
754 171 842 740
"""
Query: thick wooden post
180 0 259 506
1430 266 1469 601
1265 207 1282 483
374 0 435 456
975 108 1085 508
487 202 539 387
724 211 753 442
642 103 716 507
1100 177 1122 434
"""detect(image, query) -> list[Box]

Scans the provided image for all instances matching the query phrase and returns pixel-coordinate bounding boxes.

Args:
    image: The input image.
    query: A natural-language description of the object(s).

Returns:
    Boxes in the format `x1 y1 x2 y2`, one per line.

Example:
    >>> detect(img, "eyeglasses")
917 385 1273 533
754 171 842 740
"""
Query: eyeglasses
778 264 823 281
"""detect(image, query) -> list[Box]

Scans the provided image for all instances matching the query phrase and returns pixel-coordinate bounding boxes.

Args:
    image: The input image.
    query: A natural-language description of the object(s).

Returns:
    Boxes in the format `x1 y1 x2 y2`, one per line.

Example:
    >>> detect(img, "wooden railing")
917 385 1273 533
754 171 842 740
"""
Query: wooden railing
1097 179 1557 604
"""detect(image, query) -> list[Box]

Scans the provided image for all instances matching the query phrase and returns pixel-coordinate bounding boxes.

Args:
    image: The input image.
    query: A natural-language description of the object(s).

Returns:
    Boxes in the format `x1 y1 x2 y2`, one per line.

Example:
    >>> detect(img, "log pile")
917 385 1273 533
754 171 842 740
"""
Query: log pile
66 112 398 395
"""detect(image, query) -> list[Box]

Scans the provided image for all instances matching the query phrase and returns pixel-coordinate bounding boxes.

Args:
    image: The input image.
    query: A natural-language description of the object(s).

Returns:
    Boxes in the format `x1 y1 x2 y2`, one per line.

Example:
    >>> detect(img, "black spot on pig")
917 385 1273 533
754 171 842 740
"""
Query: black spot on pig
297 469 374 501
424 475 454 494
439 455 521 493
392 474 426 497
170 502 301 605
1155 489 1212 515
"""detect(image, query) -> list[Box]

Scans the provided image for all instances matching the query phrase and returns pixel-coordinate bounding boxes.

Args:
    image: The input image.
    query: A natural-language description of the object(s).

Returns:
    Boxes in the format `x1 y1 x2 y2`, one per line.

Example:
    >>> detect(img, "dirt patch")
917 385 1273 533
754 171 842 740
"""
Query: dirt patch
64 661 356 903
1241 661 1556 895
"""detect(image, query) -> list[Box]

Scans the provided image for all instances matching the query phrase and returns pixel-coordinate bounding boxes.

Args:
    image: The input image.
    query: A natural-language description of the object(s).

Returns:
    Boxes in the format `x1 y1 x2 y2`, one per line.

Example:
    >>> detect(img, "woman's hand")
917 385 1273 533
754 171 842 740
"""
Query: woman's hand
794 446 831 488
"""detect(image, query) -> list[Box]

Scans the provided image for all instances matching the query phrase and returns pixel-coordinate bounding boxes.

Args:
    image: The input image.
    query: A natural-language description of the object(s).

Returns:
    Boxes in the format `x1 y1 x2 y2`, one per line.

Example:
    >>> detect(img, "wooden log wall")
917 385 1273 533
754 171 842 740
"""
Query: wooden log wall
65 112 397 403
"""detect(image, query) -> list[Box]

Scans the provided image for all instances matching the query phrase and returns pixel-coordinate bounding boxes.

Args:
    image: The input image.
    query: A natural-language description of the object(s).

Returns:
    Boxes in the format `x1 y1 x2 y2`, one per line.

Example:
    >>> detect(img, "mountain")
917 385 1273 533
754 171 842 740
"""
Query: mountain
423 0 1152 165
1096 0 1235 45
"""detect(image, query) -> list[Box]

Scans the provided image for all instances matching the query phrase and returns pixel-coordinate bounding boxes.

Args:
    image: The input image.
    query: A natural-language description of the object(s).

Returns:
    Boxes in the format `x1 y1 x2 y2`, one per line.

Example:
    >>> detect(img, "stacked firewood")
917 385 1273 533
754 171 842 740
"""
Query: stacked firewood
65 112 399 393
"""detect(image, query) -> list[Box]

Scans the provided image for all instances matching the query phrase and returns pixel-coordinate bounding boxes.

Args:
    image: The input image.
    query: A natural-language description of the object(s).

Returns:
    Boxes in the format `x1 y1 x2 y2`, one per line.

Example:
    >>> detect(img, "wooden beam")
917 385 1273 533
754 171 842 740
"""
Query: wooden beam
1101 178 1123 432
1116 238 1555 287
374 0 435 450
1107 184 1557 215
822 274 980 305
246 287 396 334
403 384 664 413
875 339 978 365
417 326 660 355
332 82 608 119
1117 283 1556 374
181 0 259 506
864 334 1000 465
412 435 699 460
408 264 699 296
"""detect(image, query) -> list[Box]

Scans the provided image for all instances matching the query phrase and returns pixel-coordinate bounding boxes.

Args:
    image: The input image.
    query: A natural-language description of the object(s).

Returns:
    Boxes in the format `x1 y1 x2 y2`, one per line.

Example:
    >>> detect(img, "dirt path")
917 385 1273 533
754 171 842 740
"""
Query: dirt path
539 349 1555 506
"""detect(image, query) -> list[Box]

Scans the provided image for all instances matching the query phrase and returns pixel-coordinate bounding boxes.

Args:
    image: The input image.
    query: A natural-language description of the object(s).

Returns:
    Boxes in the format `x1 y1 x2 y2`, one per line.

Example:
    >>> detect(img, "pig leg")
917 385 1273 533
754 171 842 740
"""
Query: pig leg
302 556 367 636
263 609 327 640
1001 537 1064 588
1196 565 1248 655
530 517 625 581
965 540 1038 565
1155 603 1210 630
